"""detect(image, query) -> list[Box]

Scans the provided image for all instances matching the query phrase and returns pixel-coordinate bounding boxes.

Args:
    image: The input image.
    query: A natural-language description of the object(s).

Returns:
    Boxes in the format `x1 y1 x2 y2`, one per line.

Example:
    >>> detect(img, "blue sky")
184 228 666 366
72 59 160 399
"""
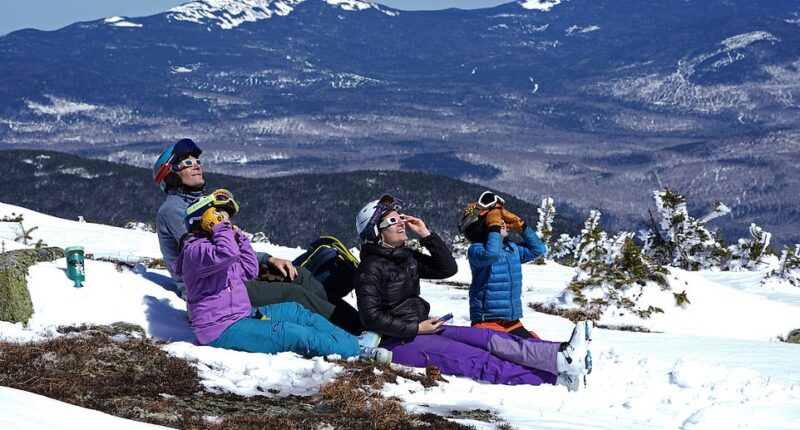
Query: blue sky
0 0 513 36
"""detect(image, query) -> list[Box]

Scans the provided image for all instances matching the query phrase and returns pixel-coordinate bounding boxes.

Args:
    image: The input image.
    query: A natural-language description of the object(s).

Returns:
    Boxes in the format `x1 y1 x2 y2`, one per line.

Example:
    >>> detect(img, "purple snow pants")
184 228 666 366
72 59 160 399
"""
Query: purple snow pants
382 325 559 386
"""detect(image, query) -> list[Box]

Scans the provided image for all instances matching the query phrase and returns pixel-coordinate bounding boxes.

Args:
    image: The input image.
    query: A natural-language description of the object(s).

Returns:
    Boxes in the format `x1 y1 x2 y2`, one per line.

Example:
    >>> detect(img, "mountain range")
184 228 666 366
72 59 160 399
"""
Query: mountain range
0 0 799 245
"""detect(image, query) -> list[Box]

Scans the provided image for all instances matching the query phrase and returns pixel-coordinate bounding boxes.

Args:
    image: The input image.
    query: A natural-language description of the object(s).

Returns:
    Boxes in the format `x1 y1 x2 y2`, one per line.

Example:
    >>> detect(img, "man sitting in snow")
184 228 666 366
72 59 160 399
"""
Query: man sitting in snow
152 138 363 334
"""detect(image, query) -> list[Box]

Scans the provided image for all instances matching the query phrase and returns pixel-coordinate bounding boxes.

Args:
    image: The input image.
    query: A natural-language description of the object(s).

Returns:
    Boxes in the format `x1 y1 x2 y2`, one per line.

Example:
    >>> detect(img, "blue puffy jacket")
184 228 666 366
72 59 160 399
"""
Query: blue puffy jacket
467 225 546 322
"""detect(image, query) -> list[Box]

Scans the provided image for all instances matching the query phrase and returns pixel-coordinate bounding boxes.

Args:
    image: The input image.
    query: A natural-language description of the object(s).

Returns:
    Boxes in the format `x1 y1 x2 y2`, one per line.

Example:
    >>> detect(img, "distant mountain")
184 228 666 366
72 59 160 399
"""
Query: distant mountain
0 0 799 244
0 150 580 247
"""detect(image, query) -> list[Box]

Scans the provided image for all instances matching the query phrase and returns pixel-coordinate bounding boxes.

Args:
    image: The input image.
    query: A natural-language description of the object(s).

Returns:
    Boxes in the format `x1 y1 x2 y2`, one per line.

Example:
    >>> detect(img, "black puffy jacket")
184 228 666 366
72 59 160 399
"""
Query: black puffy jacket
356 233 459 339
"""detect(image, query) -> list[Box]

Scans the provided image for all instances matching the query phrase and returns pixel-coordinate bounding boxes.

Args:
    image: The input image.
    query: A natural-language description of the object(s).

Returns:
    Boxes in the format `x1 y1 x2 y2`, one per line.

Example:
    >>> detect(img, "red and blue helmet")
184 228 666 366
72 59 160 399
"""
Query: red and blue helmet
152 138 202 192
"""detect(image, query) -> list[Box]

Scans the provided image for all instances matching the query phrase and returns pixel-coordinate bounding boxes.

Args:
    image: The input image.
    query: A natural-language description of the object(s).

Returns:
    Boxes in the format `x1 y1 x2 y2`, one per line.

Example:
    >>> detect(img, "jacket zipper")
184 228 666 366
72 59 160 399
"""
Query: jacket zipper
505 246 514 318
228 279 233 310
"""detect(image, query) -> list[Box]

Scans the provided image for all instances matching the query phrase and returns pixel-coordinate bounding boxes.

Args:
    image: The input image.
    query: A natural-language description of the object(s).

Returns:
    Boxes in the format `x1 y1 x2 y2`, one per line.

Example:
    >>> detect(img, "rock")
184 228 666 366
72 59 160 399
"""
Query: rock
787 329 800 344
0 247 64 323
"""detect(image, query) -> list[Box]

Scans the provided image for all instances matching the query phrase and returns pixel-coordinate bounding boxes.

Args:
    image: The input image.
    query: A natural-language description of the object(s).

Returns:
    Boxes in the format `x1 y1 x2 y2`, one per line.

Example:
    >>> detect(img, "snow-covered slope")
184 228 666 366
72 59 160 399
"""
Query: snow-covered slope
2 201 800 429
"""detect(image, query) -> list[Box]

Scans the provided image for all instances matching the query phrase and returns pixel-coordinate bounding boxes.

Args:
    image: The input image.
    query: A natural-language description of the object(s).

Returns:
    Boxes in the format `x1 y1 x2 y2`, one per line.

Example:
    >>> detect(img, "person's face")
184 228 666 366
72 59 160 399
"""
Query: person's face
379 210 408 247
500 220 509 238
174 155 205 188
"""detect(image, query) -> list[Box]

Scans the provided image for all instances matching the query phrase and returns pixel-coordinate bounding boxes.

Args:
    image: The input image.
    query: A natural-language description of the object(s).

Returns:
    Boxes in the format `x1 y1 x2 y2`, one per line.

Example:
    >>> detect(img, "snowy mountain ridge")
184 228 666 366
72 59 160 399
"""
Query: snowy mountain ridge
167 0 397 29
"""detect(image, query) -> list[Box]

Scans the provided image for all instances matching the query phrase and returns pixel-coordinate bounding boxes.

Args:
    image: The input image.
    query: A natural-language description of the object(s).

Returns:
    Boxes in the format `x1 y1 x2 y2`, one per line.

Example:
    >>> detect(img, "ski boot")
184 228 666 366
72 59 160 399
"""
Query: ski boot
359 346 393 364
556 372 581 392
557 320 593 382
358 330 382 349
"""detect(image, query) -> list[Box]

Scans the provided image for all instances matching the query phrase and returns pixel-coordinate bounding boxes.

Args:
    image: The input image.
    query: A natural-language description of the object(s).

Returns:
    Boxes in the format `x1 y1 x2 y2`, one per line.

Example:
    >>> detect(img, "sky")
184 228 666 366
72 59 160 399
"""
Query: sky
0 0 513 36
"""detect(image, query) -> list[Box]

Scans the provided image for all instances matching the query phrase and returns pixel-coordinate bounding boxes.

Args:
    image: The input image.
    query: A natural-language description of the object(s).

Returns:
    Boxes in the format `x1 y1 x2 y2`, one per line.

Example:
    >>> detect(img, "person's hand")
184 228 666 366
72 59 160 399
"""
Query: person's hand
418 317 445 335
485 208 503 229
268 256 298 280
403 215 431 238
501 209 525 234
201 207 226 232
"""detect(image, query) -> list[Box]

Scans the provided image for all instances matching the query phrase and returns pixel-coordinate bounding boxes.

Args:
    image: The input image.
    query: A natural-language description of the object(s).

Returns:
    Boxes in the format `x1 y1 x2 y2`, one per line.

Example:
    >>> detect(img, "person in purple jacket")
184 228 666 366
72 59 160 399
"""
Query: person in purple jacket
354 194 592 390
174 190 389 361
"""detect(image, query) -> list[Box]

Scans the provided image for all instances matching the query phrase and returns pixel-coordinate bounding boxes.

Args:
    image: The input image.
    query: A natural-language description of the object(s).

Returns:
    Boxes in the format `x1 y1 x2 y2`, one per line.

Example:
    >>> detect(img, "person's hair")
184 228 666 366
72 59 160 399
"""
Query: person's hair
163 173 182 192
463 220 488 244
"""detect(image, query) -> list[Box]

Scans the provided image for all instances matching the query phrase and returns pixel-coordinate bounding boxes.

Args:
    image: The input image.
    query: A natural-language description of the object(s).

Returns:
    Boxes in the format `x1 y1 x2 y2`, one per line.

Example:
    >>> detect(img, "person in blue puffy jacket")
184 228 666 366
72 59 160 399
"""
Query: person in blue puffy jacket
460 191 547 339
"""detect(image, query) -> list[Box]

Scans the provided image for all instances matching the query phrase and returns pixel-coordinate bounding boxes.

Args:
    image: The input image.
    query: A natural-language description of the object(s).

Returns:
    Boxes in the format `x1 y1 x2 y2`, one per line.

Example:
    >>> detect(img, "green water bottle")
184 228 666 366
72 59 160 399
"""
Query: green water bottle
65 246 85 288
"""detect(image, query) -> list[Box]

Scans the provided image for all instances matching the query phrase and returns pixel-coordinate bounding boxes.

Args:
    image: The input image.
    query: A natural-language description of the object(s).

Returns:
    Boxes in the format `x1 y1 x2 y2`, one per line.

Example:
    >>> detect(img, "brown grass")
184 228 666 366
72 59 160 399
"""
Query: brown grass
528 302 601 323
0 324 476 430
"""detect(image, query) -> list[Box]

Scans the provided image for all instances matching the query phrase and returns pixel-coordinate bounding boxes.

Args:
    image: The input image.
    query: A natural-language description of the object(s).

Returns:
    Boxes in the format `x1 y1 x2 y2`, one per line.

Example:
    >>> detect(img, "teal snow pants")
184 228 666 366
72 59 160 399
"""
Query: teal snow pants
208 302 359 358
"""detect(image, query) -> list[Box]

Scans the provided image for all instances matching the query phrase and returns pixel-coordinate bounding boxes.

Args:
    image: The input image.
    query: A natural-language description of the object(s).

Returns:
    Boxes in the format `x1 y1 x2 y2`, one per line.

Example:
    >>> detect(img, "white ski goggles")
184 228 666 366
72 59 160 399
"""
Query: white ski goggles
477 191 505 210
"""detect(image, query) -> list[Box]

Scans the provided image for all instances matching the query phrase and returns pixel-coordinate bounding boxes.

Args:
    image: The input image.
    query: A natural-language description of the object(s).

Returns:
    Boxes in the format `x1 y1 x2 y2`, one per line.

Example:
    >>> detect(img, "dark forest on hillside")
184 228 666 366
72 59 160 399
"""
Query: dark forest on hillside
0 150 579 247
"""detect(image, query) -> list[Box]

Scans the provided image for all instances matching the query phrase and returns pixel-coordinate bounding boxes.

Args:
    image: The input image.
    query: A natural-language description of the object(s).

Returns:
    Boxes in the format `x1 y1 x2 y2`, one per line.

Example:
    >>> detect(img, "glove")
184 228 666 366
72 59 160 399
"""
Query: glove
501 208 525 234
485 209 503 229
201 207 228 232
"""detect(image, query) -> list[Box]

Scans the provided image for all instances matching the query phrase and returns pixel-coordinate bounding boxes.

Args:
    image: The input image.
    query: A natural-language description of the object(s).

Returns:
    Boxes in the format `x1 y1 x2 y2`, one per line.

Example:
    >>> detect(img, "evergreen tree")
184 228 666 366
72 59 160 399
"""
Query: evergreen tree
640 209 670 265
451 234 470 258
574 210 606 275
536 197 556 252
566 210 672 319
769 245 800 287
650 187 730 270
247 231 271 244
726 223 771 271
550 233 577 264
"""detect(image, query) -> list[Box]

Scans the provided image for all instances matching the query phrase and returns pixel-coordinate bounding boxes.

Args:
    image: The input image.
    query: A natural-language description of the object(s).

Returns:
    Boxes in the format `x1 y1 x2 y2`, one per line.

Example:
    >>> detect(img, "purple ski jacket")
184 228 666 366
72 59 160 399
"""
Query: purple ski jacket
174 223 259 344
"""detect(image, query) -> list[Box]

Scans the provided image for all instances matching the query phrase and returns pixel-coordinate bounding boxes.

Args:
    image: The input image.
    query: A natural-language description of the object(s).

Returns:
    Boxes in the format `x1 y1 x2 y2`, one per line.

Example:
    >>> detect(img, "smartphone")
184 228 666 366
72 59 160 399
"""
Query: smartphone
437 313 453 323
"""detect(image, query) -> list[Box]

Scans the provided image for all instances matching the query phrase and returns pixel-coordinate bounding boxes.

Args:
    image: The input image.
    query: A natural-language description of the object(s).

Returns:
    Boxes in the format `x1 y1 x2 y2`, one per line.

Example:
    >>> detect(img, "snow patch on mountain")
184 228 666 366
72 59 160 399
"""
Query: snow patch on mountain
519 0 564 11
590 31 790 116
168 0 395 29
26 96 98 117
57 167 103 179
566 24 600 36
104 17 143 28
721 31 780 51
326 0 396 15
168 0 304 29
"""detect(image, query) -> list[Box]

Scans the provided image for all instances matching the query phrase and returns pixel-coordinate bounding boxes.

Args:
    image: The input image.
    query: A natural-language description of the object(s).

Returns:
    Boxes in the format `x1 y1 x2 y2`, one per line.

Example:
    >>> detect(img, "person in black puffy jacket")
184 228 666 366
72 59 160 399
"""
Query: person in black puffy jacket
354 194 590 389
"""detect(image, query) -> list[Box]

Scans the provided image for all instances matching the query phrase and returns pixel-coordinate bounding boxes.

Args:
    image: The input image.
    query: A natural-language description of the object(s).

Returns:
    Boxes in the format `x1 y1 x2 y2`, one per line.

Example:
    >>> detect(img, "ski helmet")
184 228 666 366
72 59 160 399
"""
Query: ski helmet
152 138 203 192
356 194 404 242
459 201 488 243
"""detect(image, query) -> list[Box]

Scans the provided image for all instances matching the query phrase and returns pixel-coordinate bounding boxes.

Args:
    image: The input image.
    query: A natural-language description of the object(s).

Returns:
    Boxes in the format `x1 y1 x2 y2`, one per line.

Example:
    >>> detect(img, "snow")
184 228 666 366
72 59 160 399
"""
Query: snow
519 0 564 12
566 25 600 36
721 31 780 51
104 17 143 28
26 95 98 117
168 0 305 30
0 387 171 430
168 0 396 30
2 201 800 429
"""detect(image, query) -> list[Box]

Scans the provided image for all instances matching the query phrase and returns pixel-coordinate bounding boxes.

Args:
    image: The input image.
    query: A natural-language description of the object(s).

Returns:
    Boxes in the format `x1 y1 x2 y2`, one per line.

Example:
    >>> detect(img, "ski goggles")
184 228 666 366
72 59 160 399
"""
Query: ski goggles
379 214 406 229
210 189 239 214
367 193 405 229
377 194 404 212
171 157 202 172
185 189 239 220
477 191 505 210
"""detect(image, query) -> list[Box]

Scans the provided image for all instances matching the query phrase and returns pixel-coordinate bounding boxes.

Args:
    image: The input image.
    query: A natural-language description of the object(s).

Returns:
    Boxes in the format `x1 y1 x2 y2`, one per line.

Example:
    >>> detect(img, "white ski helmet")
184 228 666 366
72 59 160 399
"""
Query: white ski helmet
355 194 404 242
